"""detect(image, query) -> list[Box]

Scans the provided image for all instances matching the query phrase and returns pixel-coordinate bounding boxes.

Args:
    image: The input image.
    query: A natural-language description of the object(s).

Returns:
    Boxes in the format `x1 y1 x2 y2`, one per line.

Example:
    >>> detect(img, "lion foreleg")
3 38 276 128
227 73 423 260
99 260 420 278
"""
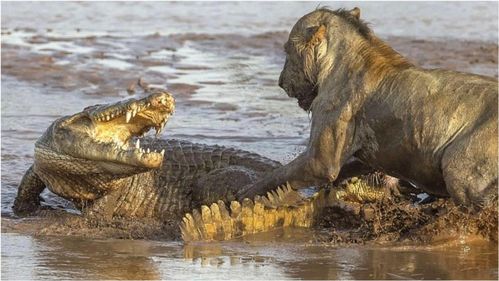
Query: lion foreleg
306 109 358 183
236 152 317 200
237 111 358 200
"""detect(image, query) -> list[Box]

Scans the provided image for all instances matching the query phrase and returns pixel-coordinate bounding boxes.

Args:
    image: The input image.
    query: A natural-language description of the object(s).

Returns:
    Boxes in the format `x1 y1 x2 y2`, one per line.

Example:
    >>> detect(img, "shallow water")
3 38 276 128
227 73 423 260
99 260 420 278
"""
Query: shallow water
2 1 497 42
2 230 498 280
2 1 498 280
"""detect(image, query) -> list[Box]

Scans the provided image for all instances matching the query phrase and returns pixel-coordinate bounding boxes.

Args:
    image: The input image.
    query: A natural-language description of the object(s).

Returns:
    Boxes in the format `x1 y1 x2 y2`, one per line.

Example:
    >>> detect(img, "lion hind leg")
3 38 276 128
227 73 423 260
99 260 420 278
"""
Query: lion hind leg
441 121 498 208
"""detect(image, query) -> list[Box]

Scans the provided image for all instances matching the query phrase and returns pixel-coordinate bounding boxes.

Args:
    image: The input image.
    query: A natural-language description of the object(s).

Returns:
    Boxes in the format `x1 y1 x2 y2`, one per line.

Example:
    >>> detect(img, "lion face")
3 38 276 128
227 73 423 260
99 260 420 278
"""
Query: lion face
278 12 329 111
278 8 362 111
279 42 318 111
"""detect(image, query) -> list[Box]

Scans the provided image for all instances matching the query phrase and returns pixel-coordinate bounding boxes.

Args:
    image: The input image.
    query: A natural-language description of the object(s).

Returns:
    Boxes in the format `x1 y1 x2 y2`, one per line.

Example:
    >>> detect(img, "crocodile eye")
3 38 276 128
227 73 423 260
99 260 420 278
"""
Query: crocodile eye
84 105 100 111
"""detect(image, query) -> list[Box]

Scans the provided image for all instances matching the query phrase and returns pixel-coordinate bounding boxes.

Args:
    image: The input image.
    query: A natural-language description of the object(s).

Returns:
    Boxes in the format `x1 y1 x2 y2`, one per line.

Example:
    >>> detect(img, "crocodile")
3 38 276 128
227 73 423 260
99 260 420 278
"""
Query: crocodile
13 88 281 218
12 86 393 241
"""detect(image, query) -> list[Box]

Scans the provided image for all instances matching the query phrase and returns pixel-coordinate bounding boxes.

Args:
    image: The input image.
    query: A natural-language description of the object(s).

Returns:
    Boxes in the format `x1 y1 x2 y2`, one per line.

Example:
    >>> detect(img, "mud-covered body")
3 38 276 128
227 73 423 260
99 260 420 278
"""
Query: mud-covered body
240 7 498 207
18 137 281 220
356 69 498 201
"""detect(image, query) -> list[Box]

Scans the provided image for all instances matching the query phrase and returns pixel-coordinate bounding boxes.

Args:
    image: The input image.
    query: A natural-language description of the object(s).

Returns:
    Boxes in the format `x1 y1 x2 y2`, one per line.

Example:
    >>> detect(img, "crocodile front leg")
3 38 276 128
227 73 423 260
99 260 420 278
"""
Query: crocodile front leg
13 165 46 216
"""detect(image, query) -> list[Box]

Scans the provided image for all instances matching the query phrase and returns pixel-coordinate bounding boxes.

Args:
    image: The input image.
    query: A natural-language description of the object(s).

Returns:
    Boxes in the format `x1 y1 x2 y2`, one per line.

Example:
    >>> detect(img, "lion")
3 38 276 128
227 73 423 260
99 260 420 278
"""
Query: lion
238 7 498 207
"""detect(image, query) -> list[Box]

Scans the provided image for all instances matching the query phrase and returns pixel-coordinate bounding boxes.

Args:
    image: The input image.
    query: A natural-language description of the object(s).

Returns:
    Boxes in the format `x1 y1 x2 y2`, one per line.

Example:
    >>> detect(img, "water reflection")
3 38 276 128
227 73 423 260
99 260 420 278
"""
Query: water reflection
2 230 497 280
183 229 498 280
1 234 161 280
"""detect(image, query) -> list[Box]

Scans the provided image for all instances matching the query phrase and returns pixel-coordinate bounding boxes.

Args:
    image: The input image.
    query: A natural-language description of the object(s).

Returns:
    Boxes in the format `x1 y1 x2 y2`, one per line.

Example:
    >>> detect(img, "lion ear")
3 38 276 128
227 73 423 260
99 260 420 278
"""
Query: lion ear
305 25 327 46
349 7 361 19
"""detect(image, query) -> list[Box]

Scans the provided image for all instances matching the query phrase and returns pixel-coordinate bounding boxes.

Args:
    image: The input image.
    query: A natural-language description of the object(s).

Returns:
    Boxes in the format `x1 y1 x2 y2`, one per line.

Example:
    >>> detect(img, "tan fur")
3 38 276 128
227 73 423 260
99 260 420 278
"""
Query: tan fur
354 36 413 90
302 22 412 93
239 8 498 208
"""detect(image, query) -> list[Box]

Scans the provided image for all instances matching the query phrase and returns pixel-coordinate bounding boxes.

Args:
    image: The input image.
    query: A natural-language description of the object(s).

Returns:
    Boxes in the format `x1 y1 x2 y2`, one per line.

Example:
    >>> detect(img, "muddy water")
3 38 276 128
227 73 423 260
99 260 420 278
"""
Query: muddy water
2 2 498 280
2 229 498 280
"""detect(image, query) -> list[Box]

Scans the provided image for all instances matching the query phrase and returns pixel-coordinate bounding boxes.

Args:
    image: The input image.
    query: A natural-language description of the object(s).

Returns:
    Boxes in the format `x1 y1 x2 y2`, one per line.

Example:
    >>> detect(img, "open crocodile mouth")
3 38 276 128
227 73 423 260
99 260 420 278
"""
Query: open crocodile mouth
78 89 175 168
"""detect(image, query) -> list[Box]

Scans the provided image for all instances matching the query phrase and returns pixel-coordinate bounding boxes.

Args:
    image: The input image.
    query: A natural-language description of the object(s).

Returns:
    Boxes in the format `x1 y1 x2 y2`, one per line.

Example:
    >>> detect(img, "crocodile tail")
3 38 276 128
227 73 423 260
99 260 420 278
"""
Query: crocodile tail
180 183 330 242
180 175 396 242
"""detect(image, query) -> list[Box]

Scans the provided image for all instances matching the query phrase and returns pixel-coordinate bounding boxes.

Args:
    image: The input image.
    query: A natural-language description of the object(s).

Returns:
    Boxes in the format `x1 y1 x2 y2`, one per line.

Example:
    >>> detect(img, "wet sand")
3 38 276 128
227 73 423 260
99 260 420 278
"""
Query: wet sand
2 1 498 280
2 33 498 92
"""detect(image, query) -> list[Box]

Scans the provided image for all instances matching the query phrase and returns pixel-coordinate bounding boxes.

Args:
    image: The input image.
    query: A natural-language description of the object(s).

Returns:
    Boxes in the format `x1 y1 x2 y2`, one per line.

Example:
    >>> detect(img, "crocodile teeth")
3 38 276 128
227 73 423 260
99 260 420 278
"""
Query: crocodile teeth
126 111 132 123
160 149 165 156
132 109 138 117
155 120 167 137
135 139 140 149
146 148 150 153
106 115 110 121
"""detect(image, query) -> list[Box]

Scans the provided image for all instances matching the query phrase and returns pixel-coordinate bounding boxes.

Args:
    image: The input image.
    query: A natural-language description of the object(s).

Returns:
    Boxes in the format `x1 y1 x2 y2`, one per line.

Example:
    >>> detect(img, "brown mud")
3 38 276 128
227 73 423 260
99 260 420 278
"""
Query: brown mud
2 211 180 241
319 196 498 245
3 194 497 248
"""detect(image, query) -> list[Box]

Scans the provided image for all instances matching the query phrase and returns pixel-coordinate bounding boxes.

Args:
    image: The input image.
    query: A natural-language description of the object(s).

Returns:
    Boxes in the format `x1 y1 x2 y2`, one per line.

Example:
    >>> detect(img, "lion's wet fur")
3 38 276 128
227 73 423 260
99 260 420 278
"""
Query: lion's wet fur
245 7 498 209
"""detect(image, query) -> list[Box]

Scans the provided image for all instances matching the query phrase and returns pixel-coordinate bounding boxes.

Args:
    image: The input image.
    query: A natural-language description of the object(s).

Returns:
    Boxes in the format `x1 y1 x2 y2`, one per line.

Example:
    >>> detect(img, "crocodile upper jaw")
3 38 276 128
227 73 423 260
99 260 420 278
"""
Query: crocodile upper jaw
43 90 176 170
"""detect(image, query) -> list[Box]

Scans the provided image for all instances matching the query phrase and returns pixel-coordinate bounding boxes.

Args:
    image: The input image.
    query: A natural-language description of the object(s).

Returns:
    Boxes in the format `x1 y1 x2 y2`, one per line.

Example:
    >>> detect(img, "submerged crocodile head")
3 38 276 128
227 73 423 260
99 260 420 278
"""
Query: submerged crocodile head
33 90 175 202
